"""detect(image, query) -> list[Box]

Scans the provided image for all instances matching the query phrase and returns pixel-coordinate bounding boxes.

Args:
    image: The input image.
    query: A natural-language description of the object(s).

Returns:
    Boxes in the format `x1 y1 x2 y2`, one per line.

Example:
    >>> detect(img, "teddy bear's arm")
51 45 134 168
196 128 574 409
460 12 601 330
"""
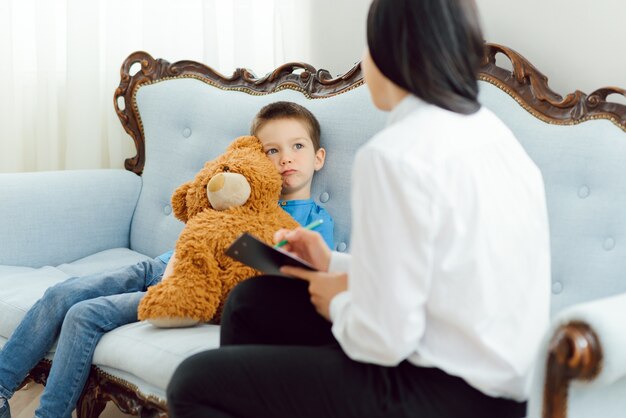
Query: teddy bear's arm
171 181 192 222
138 215 226 325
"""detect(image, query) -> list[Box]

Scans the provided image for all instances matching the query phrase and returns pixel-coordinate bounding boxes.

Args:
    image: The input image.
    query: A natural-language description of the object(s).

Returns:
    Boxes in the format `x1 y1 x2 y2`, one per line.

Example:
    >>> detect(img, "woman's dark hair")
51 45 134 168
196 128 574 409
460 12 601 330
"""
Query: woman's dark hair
367 0 484 114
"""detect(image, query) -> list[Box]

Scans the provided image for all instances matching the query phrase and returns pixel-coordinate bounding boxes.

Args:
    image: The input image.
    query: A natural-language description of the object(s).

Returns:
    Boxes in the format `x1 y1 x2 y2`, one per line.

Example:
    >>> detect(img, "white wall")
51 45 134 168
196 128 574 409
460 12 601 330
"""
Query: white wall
310 0 626 99
476 0 626 98
307 0 370 76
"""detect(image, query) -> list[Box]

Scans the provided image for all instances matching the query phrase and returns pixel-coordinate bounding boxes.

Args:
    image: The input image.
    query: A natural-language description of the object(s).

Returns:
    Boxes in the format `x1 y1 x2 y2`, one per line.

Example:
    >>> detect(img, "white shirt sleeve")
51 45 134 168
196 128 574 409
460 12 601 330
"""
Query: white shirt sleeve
328 251 351 273
330 145 435 366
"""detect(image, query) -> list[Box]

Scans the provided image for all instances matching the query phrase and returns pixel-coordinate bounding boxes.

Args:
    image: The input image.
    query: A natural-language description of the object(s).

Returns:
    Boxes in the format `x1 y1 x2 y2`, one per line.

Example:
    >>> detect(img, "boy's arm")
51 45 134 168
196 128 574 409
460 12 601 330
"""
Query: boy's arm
162 252 176 281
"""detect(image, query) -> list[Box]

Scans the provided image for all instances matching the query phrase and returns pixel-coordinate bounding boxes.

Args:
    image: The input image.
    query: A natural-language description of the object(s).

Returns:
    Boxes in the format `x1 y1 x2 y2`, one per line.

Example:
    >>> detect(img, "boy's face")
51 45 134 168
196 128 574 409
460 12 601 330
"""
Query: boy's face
256 117 325 201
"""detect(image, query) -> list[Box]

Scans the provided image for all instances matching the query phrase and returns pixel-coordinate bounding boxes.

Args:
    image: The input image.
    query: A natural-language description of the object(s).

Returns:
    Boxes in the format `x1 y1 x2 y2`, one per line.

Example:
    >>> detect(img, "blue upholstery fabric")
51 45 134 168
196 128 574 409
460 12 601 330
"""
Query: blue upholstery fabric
0 169 141 268
130 78 387 258
479 81 626 316
479 81 626 417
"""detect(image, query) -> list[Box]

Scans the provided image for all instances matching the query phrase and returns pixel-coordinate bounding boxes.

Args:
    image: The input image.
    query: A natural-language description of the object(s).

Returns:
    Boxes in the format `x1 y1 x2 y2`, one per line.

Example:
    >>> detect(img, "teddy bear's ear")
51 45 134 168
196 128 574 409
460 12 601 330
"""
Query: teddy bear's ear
227 135 263 153
172 181 192 223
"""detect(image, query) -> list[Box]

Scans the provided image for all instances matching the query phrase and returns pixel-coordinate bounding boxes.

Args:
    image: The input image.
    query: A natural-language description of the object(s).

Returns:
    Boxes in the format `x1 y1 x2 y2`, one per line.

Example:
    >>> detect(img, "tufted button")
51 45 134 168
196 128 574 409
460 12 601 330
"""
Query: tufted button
163 204 172 215
577 185 590 198
319 192 329 203
337 242 347 252
552 281 563 294
604 237 615 251
182 128 192 138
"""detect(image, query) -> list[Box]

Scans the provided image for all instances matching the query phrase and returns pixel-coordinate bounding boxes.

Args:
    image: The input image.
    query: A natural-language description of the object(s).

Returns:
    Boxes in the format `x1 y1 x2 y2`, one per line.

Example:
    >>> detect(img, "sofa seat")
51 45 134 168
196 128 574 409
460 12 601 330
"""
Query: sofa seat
0 248 150 349
93 322 220 399
0 247 220 401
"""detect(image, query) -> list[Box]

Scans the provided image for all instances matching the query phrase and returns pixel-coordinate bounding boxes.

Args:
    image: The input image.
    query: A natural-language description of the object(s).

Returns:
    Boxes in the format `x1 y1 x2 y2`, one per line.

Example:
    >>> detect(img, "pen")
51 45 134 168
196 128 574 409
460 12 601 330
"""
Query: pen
274 219 324 248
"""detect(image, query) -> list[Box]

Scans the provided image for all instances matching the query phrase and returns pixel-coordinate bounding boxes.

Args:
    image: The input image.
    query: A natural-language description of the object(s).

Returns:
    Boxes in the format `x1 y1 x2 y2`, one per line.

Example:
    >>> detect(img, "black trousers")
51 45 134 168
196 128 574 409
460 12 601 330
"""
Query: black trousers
167 276 526 418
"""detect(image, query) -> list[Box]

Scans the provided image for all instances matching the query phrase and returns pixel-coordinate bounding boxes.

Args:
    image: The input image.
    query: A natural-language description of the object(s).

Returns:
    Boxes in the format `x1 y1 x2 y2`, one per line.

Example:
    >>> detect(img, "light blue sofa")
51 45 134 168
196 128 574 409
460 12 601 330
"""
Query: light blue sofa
1 44 625 417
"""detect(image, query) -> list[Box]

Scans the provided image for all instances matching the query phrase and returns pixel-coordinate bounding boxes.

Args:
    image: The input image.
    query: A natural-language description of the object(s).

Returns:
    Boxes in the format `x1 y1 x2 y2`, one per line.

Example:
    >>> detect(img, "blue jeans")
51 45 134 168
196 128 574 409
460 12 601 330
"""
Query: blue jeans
0 258 166 418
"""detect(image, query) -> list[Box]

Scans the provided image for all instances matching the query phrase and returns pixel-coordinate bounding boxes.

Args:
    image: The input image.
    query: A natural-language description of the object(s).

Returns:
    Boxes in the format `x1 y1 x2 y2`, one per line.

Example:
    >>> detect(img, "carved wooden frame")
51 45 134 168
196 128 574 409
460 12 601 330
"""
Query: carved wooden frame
479 43 626 132
114 51 363 175
542 322 603 418
24 360 168 418
114 44 626 177
21 43 623 418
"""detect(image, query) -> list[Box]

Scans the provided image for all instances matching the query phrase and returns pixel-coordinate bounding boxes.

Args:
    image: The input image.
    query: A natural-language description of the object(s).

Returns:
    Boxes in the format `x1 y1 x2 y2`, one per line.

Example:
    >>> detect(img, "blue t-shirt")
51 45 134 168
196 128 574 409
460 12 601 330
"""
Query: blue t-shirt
157 198 334 264
278 198 334 248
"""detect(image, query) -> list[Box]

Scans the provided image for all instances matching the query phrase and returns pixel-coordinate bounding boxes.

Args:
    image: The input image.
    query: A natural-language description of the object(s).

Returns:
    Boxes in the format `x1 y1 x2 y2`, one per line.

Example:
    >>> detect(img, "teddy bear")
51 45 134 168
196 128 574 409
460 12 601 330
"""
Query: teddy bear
137 135 299 327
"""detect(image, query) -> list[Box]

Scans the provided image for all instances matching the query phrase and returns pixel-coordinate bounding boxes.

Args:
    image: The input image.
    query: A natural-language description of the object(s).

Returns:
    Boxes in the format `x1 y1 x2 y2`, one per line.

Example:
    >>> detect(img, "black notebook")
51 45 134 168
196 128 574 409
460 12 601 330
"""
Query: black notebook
225 232 317 276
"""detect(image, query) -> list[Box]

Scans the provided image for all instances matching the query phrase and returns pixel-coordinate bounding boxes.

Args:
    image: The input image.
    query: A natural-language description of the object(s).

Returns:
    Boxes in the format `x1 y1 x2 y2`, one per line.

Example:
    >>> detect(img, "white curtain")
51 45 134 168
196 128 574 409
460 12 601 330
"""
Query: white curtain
0 0 312 173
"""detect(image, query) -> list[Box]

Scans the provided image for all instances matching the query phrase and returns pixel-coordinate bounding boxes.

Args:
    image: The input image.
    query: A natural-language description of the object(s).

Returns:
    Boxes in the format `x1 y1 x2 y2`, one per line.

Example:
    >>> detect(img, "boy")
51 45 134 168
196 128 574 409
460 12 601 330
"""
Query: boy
251 101 333 246
0 101 332 418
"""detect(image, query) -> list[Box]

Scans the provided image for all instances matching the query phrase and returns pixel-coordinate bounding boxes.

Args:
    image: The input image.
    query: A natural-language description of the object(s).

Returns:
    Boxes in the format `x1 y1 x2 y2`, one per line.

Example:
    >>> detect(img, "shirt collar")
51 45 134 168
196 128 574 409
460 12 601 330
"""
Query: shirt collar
278 198 314 207
387 95 424 127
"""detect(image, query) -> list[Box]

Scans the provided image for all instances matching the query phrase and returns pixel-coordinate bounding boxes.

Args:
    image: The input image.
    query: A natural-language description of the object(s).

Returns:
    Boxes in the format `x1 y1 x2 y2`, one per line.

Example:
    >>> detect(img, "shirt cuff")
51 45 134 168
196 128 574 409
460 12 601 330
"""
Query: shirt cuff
329 251 351 273
329 291 350 323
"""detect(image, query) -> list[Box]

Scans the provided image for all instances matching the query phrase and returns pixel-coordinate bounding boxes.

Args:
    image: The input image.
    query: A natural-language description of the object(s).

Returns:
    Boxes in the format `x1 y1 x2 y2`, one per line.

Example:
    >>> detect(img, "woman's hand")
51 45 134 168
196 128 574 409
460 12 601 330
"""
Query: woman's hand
280 266 348 321
273 227 332 272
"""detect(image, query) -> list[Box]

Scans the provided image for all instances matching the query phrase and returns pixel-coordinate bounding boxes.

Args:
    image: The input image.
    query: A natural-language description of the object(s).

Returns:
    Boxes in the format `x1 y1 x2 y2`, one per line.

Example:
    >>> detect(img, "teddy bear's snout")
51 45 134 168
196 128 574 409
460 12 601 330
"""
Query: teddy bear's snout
207 172 251 211
208 173 226 192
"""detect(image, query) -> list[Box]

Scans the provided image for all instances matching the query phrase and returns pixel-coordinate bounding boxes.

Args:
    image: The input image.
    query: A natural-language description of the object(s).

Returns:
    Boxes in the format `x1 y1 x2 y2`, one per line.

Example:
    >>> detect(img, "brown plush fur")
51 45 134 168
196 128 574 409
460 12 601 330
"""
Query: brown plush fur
137 136 299 325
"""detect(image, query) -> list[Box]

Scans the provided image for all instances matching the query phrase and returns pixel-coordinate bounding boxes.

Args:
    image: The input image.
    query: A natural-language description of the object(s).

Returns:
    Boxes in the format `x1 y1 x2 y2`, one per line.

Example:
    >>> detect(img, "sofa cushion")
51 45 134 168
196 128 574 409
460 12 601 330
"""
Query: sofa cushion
0 266 68 342
0 169 141 268
0 248 150 343
93 321 220 397
55 248 152 277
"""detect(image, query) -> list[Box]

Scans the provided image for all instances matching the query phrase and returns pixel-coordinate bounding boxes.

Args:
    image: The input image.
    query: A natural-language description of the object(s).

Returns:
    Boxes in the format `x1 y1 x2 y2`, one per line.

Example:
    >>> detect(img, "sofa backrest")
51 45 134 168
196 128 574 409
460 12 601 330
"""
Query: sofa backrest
476 45 626 315
479 86 626 315
116 54 387 262
116 45 626 317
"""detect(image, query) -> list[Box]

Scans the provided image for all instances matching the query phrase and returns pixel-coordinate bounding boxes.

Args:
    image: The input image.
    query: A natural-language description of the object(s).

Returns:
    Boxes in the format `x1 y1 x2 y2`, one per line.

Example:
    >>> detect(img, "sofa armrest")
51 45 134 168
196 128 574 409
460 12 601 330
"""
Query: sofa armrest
0 169 141 268
529 292 626 418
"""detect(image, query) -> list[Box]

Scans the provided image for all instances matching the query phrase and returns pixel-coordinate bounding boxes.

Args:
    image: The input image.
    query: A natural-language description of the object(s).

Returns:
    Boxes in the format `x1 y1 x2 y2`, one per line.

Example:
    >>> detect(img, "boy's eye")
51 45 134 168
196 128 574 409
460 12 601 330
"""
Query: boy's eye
265 148 278 155
294 143 304 150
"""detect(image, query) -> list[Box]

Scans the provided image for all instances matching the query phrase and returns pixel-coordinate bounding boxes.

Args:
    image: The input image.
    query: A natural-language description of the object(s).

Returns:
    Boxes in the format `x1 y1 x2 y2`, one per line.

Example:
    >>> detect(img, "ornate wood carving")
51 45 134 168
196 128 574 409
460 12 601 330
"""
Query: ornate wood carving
542 321 603 418
79 367 168 418
77 369 108 418
479 43 626 132
24 360 167 418
114 52 362 175
116 45 626 176
23 359 51 388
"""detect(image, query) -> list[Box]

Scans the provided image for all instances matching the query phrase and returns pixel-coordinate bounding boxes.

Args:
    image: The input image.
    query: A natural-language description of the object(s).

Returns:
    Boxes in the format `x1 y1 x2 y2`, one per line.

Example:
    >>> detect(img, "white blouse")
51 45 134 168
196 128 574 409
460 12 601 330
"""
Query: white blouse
328 95 551 401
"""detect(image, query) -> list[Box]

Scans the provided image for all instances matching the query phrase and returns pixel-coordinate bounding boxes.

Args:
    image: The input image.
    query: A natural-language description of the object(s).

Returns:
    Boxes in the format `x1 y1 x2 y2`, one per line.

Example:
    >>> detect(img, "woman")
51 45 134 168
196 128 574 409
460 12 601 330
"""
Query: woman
166 0 551 417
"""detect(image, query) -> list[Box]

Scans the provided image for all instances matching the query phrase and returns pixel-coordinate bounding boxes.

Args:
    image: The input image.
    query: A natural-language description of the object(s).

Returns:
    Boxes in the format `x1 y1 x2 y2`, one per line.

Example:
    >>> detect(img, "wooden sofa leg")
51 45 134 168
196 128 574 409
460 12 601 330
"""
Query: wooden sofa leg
77 370 107 418
76 366 170 418
26 359 167 418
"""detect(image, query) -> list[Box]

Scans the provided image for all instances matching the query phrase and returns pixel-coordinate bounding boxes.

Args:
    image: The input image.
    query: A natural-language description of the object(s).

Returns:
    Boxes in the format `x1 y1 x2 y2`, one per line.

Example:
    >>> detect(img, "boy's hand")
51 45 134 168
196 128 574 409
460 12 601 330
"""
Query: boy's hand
280 267 348 321
161 252 176 281
273 227 332 272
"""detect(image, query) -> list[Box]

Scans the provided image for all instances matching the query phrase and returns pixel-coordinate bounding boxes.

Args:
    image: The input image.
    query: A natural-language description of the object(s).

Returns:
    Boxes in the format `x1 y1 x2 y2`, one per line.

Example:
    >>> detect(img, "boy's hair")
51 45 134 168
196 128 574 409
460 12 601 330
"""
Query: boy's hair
250 101 322 151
